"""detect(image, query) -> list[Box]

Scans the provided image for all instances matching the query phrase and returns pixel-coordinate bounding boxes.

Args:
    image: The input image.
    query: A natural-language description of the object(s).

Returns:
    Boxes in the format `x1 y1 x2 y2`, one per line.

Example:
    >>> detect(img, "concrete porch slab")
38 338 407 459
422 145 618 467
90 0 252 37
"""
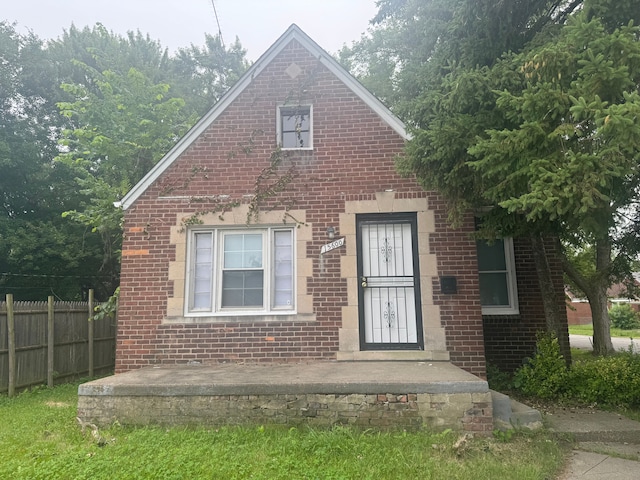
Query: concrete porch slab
80 361 487 396
78 361 491 433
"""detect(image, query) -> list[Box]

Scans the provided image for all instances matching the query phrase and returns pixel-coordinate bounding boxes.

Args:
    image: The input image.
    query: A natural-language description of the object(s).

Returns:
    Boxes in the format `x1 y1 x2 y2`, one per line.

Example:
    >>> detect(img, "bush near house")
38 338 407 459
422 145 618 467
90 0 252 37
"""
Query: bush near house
512 335 568 400
508 334 640 409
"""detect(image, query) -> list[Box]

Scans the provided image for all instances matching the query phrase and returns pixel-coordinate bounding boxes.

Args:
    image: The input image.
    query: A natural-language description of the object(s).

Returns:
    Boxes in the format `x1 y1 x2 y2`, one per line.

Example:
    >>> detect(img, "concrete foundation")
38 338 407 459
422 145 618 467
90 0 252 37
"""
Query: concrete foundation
78 361 492 434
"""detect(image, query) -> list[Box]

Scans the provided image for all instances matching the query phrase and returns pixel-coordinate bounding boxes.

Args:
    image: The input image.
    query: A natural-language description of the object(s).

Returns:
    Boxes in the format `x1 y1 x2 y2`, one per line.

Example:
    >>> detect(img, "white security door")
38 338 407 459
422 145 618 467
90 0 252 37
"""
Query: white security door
357 214 423 350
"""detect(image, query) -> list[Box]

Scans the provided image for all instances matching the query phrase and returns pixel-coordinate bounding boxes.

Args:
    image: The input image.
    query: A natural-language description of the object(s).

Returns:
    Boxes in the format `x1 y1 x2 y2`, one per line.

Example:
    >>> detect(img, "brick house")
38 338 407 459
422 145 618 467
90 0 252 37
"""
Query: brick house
566 283 640 325
115 24 567 379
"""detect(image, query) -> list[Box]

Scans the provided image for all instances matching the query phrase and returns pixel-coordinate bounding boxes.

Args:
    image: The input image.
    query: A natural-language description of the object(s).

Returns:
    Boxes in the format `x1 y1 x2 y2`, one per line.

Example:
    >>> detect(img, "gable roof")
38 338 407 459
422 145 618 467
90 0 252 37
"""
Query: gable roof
119 24 409 211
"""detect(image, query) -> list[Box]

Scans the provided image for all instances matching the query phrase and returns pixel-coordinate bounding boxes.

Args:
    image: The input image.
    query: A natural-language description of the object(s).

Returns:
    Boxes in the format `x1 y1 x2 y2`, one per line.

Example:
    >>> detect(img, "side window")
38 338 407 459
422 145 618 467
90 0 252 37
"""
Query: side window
188 228 295 315
476 238 519 315
278 105 312 149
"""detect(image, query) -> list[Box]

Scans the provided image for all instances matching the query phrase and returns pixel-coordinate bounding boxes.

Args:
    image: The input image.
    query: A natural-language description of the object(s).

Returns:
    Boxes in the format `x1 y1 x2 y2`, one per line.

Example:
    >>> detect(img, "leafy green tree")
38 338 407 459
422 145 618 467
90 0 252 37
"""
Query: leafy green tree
341 0 581 114
0 22 105 300
55 64 193 294
51 25 249 297
170 33 249 115
468 15 640 355
0 22 248 300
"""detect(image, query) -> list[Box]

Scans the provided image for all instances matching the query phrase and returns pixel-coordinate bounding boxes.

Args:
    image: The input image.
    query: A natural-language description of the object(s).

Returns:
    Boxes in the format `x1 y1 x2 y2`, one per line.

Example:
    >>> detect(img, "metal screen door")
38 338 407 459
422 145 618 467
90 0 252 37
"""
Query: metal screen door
357 213 423 350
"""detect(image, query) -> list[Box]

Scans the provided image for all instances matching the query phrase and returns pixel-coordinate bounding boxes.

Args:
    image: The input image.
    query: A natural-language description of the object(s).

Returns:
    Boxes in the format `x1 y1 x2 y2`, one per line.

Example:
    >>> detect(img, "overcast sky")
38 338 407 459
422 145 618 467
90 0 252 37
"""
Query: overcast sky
3 0 378 59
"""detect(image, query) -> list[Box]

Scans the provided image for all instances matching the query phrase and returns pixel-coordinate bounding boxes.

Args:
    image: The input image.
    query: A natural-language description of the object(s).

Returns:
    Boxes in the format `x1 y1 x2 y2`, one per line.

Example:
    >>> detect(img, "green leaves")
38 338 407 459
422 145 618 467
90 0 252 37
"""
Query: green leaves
0 21 248 300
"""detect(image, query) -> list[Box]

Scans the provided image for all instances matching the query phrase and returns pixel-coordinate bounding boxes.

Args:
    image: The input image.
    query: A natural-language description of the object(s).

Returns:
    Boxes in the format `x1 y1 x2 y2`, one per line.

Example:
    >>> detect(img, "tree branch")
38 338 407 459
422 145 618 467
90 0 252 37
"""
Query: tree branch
561 250 592 296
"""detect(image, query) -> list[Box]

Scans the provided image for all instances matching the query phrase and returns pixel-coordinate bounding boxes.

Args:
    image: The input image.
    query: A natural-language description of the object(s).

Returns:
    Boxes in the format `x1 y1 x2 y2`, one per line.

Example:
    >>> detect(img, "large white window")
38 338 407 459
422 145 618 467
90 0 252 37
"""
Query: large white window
188 227 295 315
277 105 312 150
476 237 519 315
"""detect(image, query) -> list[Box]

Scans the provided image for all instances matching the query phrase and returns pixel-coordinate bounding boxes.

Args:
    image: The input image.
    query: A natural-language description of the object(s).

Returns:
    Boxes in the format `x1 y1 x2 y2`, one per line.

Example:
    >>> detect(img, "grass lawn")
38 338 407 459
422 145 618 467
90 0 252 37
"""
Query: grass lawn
0 383 568 480
568 324 640 338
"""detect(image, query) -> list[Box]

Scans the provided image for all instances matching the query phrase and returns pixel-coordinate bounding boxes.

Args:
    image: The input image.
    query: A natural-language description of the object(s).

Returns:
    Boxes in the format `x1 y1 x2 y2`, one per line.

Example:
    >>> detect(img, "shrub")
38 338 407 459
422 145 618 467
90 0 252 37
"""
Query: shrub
609 303 640 330
567 350 640 408
513 334 640 408
513 334 568 399
486 363 514 391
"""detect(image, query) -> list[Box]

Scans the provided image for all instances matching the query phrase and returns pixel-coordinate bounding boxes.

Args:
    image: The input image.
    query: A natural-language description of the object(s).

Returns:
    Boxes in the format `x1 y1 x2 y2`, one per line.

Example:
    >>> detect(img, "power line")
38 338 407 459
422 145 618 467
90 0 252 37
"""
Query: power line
0 272 112 279
211 0 225 48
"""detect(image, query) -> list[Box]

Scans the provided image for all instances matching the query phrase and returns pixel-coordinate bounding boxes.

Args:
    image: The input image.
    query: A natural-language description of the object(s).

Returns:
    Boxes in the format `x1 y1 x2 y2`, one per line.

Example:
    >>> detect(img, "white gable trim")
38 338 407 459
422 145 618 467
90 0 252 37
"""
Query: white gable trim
119 24 409 211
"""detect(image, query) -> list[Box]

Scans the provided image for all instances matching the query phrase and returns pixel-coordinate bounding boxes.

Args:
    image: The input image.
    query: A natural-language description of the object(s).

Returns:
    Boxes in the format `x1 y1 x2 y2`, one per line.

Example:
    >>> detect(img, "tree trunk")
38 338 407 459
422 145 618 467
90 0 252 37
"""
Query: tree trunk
591 238 615 355
588 283 614 355
562 237 615 356
530 233 571 366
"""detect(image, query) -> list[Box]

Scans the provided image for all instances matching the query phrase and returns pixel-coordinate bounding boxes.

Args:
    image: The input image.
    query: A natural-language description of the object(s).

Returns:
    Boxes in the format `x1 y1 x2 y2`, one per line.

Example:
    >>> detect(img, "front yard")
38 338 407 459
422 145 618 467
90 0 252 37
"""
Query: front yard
0 383 567 480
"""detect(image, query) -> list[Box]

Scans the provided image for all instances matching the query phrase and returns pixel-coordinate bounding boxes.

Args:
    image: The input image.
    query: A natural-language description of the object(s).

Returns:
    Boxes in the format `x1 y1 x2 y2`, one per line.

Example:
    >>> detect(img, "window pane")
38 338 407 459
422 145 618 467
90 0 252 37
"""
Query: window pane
224 233 263 268
244 271 264 288
221 288 242 307
282 131 310 149
192 233 213 309
479 273 510 306
282 114 304 130
244 234 262 250
281 132 297 148
221 271 264 307
476 239 506 271
224 252 243 268
223 271 243 288
244 288 264 306
244 251 263 268
273 230 293 308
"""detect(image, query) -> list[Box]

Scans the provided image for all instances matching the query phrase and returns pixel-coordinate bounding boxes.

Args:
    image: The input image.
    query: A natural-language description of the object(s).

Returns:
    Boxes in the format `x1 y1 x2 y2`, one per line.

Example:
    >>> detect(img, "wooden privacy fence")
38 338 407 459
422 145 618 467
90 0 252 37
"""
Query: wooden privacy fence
0 291 116 396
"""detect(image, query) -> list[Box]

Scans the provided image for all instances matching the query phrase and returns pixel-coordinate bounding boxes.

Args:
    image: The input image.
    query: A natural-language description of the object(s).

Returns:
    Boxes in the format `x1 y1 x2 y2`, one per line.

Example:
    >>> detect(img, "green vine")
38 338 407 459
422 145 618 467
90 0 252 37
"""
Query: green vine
178 196 241 232
227 129 263 160
246 147 304 226
158 165 208 196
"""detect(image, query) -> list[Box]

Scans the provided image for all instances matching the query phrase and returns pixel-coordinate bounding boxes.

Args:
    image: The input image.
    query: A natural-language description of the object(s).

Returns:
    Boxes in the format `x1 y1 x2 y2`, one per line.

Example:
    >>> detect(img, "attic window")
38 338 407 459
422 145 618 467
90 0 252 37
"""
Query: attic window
278 105 312 150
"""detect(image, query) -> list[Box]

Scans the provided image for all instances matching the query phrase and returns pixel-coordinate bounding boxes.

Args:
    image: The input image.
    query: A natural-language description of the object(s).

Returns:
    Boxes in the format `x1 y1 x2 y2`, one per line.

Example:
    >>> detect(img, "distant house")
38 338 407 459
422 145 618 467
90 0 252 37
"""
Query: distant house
566 283 640 325
114 24 568 377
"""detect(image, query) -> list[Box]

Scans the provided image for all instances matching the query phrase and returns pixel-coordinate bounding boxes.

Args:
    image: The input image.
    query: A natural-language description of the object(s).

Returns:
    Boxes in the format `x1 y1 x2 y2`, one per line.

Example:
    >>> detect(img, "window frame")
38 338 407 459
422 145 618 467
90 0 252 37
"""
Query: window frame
476 237 519 315
186 226 296 316
277 104 313 150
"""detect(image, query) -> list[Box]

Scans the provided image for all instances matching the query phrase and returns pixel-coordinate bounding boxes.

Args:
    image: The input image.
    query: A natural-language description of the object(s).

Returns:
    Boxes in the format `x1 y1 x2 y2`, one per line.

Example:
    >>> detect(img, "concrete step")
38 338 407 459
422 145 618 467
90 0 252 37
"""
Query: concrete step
546 408 640 444
492 390 543 431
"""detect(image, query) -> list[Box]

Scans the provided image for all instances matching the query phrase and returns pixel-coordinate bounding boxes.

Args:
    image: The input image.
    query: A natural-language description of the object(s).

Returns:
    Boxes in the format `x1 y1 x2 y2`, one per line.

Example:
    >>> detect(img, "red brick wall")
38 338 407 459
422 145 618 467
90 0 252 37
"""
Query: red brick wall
428 195 486 377
482 237 569 372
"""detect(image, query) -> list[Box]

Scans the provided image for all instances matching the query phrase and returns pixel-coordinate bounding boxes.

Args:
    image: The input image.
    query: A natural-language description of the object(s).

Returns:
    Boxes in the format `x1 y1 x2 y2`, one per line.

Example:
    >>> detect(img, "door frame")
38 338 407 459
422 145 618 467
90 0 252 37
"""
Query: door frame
356 212 424 351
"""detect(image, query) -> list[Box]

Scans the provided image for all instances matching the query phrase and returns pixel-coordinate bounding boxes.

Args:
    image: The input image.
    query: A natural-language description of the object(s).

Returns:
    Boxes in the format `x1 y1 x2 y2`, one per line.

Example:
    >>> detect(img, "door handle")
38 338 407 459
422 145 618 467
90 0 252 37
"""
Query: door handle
361 276 368 287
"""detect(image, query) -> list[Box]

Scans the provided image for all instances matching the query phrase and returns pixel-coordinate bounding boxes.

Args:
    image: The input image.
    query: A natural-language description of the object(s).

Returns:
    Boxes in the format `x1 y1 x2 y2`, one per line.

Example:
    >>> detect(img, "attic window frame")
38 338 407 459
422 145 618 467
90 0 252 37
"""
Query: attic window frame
277 104 313 150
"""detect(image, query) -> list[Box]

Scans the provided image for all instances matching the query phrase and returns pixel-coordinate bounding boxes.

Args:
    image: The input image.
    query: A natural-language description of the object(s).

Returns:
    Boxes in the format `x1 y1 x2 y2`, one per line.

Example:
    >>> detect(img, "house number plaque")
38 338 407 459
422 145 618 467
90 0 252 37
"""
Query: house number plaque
320 237 345 254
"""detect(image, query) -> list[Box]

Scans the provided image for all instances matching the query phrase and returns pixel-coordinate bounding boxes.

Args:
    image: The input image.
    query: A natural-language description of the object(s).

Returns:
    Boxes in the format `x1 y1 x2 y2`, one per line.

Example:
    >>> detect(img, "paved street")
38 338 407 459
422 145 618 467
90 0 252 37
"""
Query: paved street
570 334 640 352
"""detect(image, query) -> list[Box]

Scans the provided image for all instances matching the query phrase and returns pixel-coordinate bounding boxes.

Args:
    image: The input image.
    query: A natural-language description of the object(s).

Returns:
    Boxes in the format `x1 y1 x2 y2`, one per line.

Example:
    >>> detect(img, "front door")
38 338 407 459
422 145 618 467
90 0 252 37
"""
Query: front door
357 213 423 350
